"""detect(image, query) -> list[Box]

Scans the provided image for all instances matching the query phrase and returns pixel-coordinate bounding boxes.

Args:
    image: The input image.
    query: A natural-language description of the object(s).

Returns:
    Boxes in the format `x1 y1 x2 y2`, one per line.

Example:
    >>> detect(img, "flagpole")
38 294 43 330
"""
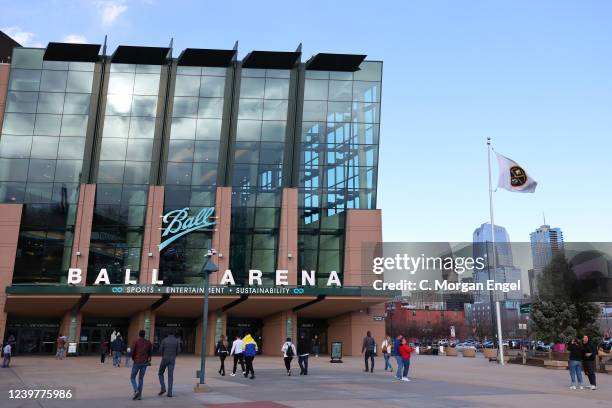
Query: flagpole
487 137 505 366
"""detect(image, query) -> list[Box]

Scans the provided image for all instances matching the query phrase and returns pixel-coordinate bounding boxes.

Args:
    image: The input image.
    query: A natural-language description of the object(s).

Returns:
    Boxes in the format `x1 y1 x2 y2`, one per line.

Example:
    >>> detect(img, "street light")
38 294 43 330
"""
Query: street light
196 249 218 391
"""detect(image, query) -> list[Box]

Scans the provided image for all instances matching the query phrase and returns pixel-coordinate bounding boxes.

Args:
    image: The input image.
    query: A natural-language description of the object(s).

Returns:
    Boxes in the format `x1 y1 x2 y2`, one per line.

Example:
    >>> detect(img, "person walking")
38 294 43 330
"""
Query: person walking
362 331 376 373
158 331 180 397
216 335 229 376
125 347 132 368
111 334 125 367
297 333 311 375
381 335 393 372
100 339 109 364
229 334 245 376
130 329 152 400
392 335 404 380
399 338 415 382
243 333 258 379
2 342 11 368
281 337 297 376
582 335 597 390
567 337 584 389
312 335 320 357
56 334 67 360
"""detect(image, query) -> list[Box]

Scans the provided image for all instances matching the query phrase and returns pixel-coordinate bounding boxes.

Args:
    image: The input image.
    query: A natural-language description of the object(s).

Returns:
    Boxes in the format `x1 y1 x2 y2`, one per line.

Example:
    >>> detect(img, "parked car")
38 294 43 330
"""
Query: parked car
455 342 477 352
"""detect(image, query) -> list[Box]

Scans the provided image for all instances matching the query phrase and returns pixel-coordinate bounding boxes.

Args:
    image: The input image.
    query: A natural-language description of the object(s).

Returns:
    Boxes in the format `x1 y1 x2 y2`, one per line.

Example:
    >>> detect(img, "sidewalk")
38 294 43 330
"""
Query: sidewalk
0 354 610 407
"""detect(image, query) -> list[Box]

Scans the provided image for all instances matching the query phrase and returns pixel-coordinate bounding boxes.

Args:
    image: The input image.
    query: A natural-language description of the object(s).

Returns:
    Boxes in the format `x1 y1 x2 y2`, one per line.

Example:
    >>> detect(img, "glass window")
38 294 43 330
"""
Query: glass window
197 98 224 118
57 137 85 159
0 182 25 202
105 94 133 116
11 49 44 69
66 71 94 93
63 93 90 114
54 160 82 182
354 61 382 81
2 113 35 135
233 141 259 163
7 91 38 113
191 163 217 185
125 139 153 162
328 80 352 101
37 92 64 114
236 120 261 141
97 161 124 183
195 119 221 140
264 78 289 99
263 100 288 120
0 158 29 181
242 68 266 78
40 70 68 92
103 116 129 138
352 102 380 123
25 182 53 202
0 135 31 158
100 138 127 160
123 161 150 184
172 97 198 118
261 121 286 142
9 70 41 92
254 208 278 228
239 77 265 99
108 72 134 94
165 162 192 185
28 159 56 182
96 184 123 204
129 117 156 139
200 76 225 98
170 118 196 140
202 67 227 77
168 140 194 162
304 79 328 100
259 142 284 164
174 75 200 96
110 63 136 73
136 64 160 74
330 71 353 80
194 141 219 162
302 101 326 122
69 62 95 71
176 66 202 76
133 74 160 95
238 99 263 120
34 114 62 136
353 81 380 103
131 95 158 117
43 61 69 70
30 136 59 159
327 101 351 122
60 115 88 136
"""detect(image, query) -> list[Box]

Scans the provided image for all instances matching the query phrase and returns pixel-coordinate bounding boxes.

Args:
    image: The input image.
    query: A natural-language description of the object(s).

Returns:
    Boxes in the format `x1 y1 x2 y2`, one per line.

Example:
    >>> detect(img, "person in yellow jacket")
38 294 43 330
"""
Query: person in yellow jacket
243 334 258 379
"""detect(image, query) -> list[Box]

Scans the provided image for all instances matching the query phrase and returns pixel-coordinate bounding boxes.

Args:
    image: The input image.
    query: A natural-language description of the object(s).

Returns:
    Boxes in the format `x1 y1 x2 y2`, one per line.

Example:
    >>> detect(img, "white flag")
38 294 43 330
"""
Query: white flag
495 152 537 193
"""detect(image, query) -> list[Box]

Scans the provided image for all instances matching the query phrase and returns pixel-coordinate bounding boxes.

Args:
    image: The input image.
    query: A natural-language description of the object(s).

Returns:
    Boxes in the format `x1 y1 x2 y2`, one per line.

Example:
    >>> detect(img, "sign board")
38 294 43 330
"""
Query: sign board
330 342 343 363
373 316 385 321
159 207 216 251
519 303 531 314
450 325 456 338
67 343 77 354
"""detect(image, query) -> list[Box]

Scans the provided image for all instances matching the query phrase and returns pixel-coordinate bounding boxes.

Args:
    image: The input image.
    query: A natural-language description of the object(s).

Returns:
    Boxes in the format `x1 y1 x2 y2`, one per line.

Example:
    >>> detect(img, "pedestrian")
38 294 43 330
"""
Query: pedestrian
111 334 125 367
130 329 152 400
399 338 415 382
229 334 245 376
243 333 258 379
297 333 311 375
392 335 404 380
362 330 376 373
100 340 109 363
2 342 11 368
216 335 229 376
56 334 67 360
125 347 132 367
158 331 180 398
567 337 584 389
381 335 393 372
582 335 597 390
312 335 320 357
281 337 297 376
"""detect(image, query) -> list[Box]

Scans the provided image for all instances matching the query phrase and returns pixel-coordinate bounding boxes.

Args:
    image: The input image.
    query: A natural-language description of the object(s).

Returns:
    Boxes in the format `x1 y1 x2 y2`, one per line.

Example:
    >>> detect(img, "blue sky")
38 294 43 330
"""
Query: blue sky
2 0 611 243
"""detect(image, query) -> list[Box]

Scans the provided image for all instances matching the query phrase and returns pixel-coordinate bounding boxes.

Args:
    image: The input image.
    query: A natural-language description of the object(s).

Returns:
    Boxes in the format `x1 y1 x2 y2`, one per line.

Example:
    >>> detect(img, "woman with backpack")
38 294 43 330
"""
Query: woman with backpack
281 337 297 376
381 335 393 372
216 335 230 376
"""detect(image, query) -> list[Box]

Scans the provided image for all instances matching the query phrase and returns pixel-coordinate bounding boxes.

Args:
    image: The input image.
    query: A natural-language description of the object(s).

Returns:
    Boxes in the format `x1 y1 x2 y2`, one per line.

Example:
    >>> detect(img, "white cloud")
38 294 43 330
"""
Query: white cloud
1 26 37 46
63 34 88 44
96 1 128 26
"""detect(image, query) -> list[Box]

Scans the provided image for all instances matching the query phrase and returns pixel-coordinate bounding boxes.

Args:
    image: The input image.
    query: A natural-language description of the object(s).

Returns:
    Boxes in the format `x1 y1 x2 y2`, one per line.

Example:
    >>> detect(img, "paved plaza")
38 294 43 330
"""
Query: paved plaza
0 354 611 408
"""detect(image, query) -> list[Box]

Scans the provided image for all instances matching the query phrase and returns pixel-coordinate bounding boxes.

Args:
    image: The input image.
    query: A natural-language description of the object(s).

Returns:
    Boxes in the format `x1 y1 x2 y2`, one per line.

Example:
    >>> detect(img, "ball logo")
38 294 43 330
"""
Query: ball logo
159 207 216 251
509 166 527 187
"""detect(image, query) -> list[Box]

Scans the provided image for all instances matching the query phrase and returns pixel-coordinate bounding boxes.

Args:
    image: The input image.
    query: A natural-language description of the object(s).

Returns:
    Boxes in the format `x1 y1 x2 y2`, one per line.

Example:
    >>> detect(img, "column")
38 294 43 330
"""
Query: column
194 311 220 356
343 209 382 286
128 309 156 346
327 303 386 356
262 310 297 356
0 204 22 343
277 188 298 285
139 186 165 284
210 186 231 285
70 184 96 284
0 63 10 131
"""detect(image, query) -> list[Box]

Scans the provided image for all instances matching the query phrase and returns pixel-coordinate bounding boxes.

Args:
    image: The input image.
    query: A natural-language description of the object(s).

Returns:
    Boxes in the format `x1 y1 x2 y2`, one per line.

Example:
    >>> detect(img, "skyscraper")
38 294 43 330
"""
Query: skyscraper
529 224 564 295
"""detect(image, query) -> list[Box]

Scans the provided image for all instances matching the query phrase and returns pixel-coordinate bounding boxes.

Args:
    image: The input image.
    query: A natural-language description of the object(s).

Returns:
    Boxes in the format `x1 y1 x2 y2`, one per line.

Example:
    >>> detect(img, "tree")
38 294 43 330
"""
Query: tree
530 253 601 342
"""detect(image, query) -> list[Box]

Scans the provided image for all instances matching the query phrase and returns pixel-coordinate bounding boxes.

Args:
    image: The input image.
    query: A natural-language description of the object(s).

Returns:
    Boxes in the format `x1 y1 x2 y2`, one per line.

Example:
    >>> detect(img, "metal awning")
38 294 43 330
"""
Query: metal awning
242 50 301 69
44 42 101 62
111 45 170 64
305 53 366 72
177 48 236 67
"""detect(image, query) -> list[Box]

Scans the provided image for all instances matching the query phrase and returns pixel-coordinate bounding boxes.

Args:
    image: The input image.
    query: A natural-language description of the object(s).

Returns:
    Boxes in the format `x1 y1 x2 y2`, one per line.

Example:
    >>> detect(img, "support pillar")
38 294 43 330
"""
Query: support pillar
327 303 386 356
343 209 382 287
140 186 164 284
195 311 223 356
262 310 297 356
210 187 231 285
0 204 22 343
277 188 298 285
127 309 155 347
70 184 96 284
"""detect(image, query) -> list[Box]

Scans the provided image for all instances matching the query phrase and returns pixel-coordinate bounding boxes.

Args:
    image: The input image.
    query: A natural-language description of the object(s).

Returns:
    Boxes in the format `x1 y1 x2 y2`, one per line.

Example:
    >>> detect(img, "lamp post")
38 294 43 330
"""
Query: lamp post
196 249 218 390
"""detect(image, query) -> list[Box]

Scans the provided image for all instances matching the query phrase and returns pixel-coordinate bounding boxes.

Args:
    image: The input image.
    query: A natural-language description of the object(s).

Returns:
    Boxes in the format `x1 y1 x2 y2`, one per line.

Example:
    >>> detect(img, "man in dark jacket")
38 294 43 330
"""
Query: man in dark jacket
111 335 125 367
297 334 311 375
158 332 181 397
362 331 376 373
582 335 597 390
130 330 152 400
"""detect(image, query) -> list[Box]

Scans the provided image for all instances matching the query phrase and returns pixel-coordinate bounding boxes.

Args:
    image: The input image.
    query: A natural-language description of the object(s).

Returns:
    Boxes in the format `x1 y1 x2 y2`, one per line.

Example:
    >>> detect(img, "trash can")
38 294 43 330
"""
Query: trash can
432 346 439 356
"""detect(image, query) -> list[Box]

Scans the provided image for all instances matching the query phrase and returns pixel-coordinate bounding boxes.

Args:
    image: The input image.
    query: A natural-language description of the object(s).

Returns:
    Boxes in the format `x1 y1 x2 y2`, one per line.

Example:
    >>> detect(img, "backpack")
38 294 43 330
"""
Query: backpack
285 342 294 357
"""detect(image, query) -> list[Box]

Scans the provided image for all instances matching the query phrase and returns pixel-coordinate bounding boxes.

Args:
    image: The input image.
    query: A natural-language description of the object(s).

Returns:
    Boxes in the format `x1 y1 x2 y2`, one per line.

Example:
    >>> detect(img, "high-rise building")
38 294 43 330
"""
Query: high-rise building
0 42 391 356
530 224 565 294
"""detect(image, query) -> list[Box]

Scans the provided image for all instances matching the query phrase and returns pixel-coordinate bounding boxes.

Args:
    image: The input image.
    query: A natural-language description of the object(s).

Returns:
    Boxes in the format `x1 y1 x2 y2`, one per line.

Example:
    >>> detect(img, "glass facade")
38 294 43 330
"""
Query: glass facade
0 48 95 283
160 66 228 285
298 62 382 285
88 63 162 284
229 68 291 285
0 45 382 288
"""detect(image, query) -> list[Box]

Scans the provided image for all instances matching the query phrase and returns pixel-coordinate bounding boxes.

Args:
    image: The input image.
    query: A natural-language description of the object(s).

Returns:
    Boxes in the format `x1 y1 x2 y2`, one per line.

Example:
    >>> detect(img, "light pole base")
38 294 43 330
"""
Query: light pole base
193 383 211 393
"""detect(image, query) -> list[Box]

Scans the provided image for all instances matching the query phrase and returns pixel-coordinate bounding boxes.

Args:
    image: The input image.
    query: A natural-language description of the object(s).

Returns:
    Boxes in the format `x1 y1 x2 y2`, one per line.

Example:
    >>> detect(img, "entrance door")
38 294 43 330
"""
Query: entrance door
297 318 328 355
226 318 263 354
154 327 196 354
79 319 128 354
